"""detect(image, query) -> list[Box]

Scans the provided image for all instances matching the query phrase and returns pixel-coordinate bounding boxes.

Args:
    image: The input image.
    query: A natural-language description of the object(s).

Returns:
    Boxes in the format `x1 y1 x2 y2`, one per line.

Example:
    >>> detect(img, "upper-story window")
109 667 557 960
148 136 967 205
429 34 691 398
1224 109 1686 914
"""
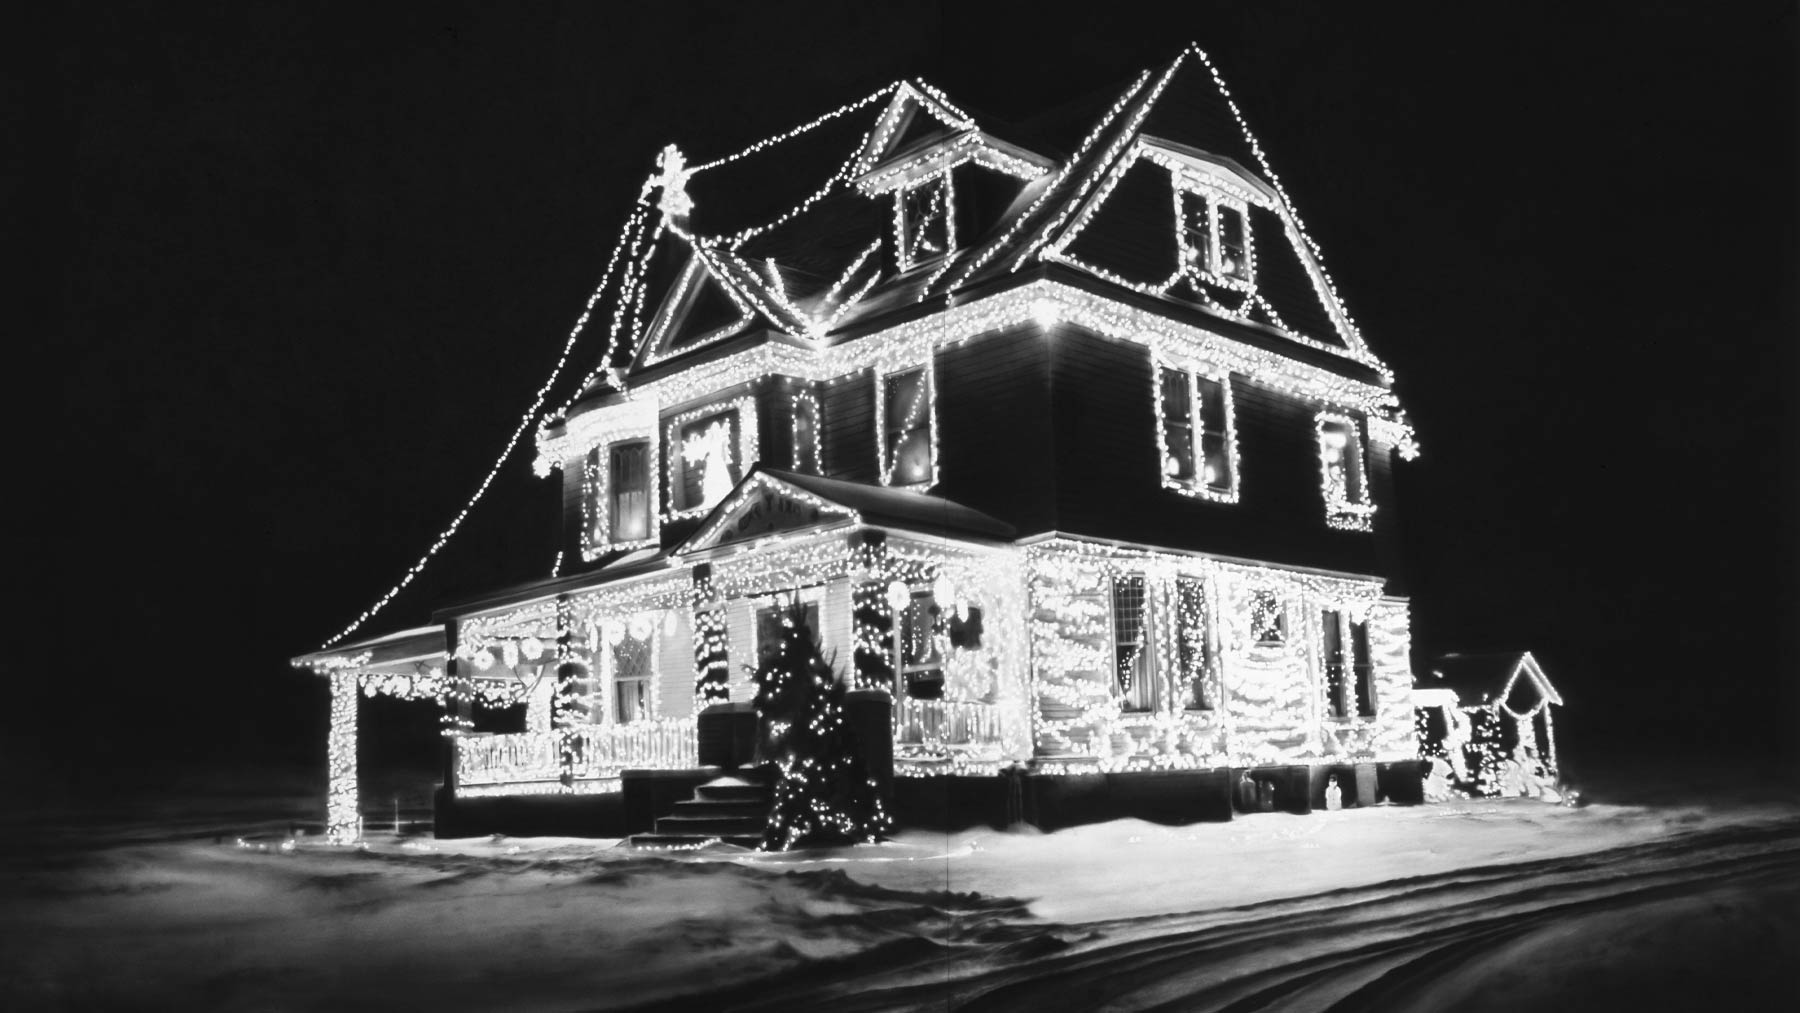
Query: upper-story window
897 174 951 270
1316 412 1375 531
582 438 656 558
879 365 935 487
608 441 652 542
666 398 758 520
1178 186 1252 286
1156 363 1238 502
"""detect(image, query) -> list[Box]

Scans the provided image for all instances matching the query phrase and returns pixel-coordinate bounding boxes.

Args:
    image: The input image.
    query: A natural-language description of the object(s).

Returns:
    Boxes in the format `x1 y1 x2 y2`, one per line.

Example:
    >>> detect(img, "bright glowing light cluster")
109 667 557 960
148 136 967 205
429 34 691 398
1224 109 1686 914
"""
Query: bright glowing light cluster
1024 539 1411 771
326 672 360 844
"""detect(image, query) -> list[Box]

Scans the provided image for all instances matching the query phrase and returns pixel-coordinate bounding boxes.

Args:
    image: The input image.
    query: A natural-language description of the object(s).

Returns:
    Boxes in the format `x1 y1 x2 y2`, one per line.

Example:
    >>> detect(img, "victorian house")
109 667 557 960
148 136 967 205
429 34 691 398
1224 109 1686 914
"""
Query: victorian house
297 45 1424 842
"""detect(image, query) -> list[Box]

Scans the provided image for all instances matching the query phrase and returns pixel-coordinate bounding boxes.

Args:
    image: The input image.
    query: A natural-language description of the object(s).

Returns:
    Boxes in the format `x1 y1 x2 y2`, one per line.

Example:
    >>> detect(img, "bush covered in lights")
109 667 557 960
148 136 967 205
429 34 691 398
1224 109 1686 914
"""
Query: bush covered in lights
755 606 892 851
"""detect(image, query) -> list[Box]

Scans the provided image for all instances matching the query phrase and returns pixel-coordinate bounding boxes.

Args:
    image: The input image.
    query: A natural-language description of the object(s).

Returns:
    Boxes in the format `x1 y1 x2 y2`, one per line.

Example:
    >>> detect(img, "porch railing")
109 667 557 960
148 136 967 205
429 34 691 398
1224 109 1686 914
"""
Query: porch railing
457 716 699 789
893 697 1002 748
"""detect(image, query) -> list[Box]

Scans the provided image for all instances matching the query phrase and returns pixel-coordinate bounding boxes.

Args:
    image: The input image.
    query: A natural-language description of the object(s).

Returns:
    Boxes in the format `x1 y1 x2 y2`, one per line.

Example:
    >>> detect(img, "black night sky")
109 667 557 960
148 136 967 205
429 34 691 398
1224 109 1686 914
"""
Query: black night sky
49 2 1796 806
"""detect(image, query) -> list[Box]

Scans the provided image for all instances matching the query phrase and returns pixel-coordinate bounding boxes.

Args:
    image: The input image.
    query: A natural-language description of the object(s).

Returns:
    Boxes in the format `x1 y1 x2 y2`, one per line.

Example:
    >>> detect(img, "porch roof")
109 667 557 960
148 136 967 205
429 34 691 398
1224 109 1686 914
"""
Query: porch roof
290 623 446 675
729 467 1016 542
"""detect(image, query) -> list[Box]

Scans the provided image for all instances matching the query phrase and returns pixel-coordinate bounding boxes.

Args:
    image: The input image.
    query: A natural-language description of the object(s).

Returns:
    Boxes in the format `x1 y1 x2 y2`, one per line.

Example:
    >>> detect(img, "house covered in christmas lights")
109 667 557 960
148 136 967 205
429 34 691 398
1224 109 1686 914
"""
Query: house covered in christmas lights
1414 651 1564 799
296 45 1428 843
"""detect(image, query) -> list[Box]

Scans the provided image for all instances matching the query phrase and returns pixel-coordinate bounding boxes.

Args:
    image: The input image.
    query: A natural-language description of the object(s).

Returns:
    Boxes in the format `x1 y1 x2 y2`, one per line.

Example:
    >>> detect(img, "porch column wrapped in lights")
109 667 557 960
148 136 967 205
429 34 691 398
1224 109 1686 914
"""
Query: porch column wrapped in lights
692 563 730 702
553 594 588 791
850 530 896 691
326 670 361 844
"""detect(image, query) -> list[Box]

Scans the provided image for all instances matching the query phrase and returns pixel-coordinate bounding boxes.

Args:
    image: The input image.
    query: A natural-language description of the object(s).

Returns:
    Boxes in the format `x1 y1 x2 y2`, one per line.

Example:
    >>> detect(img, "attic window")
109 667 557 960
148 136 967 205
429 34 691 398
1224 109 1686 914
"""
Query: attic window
897 174 951 270
1178 187 1252 285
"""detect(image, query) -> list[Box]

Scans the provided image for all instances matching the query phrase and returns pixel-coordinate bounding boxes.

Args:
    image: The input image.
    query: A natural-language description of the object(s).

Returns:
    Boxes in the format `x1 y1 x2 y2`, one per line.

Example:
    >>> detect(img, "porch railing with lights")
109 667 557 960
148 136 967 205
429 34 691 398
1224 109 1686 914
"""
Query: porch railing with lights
456 716 699 792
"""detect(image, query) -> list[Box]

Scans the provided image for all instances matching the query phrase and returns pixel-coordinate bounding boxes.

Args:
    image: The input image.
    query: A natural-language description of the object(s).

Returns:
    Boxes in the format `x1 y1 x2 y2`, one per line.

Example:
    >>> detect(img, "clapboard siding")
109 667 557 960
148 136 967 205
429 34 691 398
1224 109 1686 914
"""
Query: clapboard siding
821 367 877 483
1059 156 1174 287
931 323 1057 535
1043 325 1385 578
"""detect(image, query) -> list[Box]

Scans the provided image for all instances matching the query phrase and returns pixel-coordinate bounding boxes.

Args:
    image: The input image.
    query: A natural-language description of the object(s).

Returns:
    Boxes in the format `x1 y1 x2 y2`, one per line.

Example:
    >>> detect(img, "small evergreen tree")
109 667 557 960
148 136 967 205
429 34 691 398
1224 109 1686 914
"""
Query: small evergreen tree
754 605 892 851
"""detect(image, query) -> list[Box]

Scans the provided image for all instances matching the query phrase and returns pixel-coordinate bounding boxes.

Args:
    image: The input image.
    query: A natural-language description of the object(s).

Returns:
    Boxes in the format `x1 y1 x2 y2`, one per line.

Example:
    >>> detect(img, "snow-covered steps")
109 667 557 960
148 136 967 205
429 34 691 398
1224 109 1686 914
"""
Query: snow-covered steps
627 770 774 851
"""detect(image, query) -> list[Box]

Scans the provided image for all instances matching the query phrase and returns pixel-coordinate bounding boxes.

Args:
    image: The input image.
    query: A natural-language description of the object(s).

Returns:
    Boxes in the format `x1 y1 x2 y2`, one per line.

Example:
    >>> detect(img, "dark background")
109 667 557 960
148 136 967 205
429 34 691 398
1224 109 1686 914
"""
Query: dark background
46 1 1796 807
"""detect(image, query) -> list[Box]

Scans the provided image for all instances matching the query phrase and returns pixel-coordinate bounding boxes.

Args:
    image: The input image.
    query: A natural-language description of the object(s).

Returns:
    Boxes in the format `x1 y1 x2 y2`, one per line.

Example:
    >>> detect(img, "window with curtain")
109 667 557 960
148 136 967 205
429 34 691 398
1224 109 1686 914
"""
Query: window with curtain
608 440 651 543
1113 574 1155 712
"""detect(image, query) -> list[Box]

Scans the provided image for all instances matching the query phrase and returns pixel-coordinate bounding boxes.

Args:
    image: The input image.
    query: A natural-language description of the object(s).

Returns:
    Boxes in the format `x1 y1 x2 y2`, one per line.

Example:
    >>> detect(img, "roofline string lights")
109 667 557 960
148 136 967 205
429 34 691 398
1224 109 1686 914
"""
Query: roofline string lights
317 195 656 651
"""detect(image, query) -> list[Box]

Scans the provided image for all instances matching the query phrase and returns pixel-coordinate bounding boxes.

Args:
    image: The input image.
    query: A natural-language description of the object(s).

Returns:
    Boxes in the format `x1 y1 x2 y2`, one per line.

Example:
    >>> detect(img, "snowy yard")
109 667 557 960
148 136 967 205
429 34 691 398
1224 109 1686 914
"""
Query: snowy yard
4 773 1796 1011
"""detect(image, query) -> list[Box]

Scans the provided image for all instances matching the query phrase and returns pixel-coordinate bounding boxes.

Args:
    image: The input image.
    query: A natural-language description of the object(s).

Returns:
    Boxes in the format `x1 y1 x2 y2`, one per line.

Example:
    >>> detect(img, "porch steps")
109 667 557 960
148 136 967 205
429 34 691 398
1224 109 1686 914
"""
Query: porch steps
627 771 774 851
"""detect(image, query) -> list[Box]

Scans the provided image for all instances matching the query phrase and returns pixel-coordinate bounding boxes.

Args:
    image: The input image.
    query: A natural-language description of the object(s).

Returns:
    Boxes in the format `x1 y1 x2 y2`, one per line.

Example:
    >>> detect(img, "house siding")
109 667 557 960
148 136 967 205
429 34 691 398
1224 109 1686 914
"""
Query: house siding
930 323 1058 536
1038 324 1387 580
820 366 877 483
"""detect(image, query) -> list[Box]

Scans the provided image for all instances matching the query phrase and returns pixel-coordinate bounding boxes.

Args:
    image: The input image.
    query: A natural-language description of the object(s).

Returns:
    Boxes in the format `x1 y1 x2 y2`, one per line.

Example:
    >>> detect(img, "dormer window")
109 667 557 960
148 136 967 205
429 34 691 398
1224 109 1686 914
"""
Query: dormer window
1316 412 1375 531
897 174 951 270
1178 187 1252 285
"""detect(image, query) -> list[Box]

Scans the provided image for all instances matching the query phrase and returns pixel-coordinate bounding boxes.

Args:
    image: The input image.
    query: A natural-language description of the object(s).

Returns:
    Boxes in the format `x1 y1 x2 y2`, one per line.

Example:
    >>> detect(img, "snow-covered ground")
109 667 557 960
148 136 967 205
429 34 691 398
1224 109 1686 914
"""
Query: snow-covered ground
4 768 1796 1011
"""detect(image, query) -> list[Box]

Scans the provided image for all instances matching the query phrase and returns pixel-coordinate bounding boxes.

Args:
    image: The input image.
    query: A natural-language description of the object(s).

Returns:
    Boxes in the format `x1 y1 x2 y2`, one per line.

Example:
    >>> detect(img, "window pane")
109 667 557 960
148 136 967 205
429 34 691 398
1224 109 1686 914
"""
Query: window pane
1159 368 1195 482
1217 205 1247 279
1200 432 1230 491
1195 376 1227 434
1251 591 1284 644
676 410 739 511
1176 577 1210 709
884 368 931 484
1350 620 1374 717
1321 420 1359 504
903 178 949 262
612 632 653 724
609 442 650 542
1112 575 1152 710
757 601 820 667
1179 190 1211 275
885 369 924 433
900 591 943 700
1321 610 1346 719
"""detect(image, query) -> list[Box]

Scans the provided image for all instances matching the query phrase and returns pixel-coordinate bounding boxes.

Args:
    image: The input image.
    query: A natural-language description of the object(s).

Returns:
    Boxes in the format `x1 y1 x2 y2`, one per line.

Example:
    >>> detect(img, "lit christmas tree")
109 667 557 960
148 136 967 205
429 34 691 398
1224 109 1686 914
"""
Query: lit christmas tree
755 606 892 851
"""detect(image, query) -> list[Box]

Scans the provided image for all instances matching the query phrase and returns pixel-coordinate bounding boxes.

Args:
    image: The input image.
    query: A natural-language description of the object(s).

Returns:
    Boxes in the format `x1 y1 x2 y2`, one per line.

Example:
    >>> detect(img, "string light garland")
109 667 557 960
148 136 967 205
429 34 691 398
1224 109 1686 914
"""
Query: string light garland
317 194 655 650
308 53 1449 817
688 83 901 174
536 280 1404 475
932 70 1152 299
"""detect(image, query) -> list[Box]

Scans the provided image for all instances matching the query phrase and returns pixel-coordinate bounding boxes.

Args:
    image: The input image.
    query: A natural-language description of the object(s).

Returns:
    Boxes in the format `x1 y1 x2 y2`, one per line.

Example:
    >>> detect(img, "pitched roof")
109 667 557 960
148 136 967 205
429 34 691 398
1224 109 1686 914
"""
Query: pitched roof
673 466 1015 558
1418 651 1564 712
573 45 1391 403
